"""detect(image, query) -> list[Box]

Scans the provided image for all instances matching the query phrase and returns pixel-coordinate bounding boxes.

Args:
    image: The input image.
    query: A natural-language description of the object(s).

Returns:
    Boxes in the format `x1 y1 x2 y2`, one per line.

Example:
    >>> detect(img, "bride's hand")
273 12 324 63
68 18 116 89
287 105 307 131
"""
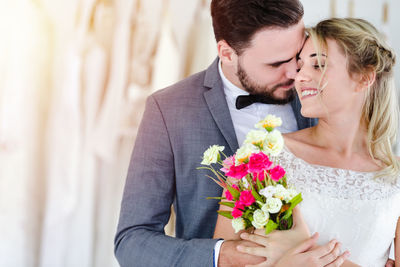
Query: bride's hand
237 206 310 265
273 233 350 267
238 233 349 267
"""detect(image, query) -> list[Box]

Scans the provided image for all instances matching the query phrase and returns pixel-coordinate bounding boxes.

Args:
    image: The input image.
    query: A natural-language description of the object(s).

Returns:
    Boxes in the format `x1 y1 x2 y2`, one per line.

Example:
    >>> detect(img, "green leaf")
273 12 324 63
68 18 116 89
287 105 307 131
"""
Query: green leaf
219 201 235 208
251 188 264 203
256 176 264 191
282 193 302 220
206 197 224 200
205 175 225 188
217 210 234 219
280 175 288 187
227 185 240 199
265 219 278 235
196 166 212 171
244 208 252 218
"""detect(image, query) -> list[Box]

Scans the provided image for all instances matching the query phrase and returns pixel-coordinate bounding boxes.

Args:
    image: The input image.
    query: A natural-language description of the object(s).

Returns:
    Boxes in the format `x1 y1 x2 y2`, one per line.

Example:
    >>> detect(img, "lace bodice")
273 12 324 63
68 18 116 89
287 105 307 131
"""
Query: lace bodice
278 146 400 267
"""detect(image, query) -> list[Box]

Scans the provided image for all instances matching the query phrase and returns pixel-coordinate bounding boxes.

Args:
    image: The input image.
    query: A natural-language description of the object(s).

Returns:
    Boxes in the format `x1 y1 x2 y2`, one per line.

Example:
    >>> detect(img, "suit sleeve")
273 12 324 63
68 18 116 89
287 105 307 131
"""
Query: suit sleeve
114 95 218 266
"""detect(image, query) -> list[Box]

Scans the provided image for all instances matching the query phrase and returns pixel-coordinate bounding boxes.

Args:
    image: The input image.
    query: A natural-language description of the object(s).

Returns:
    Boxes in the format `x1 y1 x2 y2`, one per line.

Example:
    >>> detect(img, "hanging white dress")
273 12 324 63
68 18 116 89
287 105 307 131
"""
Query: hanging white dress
0 1 52 267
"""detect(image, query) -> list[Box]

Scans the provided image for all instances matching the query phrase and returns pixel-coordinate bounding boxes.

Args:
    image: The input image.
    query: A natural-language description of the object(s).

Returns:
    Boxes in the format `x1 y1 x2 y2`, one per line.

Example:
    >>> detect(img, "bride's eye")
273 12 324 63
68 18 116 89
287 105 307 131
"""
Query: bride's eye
313 63 325 70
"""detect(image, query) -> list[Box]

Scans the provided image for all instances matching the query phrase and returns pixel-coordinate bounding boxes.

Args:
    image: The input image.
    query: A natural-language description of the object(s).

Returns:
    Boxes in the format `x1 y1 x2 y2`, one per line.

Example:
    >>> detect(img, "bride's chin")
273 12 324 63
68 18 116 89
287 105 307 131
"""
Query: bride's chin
300 108 319 119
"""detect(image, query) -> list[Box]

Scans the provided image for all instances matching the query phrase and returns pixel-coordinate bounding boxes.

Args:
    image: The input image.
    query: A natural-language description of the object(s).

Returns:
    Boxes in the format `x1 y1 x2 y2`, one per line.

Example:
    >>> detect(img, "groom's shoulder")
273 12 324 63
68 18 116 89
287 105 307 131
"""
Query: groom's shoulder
152 69 209 101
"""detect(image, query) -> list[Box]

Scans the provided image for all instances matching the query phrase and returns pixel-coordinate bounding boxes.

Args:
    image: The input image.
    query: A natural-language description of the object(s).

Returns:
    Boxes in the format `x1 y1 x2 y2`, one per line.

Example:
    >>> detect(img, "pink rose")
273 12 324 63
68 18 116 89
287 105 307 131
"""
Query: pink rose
220 156 235 174
239 190 255 206
232 208 243 218
231 201 245 218
270 165 286 181
226 163 249 179
234 201 245 210
225 190 233 201
248 152 273 173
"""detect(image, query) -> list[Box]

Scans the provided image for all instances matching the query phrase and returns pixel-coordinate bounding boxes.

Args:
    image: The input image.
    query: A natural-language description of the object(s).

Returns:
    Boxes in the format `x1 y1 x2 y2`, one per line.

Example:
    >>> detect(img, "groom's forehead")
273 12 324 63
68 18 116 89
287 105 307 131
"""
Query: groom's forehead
244 27 305 62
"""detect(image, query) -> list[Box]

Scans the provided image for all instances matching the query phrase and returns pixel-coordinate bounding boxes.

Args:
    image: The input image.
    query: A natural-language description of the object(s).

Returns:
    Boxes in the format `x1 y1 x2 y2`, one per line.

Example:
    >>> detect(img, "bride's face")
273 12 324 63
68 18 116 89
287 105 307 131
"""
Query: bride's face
295 38 362 119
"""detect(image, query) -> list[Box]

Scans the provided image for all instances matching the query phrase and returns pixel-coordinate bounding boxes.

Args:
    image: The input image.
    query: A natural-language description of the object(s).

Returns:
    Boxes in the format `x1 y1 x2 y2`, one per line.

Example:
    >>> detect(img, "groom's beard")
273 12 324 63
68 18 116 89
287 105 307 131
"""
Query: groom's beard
237 62 295 105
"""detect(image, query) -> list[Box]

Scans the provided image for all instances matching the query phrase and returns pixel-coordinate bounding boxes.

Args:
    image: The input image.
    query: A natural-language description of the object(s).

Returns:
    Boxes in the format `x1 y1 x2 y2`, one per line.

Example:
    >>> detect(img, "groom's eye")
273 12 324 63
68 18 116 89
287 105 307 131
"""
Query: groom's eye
269 62 284 68
268 57 293 68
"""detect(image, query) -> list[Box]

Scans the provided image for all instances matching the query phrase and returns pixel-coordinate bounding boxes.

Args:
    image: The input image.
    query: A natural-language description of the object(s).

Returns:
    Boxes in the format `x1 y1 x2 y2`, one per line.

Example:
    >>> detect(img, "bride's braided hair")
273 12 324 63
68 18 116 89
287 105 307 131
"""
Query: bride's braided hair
307 18 400 180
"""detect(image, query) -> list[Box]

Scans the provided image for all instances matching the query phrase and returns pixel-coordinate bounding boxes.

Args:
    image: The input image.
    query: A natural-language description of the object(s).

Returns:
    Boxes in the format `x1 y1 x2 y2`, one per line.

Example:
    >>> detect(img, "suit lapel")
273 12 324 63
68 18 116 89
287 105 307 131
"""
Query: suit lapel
203 59 239 154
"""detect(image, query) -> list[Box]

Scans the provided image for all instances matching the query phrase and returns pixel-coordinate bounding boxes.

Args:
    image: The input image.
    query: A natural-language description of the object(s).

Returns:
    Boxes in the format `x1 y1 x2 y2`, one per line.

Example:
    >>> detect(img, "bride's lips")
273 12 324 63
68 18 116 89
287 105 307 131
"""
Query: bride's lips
299 87 319 99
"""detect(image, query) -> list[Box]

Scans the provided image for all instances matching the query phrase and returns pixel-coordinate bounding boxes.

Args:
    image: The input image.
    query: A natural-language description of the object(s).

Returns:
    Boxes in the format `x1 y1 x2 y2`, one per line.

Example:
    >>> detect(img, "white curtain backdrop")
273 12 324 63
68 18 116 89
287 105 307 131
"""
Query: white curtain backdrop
0 0 398 266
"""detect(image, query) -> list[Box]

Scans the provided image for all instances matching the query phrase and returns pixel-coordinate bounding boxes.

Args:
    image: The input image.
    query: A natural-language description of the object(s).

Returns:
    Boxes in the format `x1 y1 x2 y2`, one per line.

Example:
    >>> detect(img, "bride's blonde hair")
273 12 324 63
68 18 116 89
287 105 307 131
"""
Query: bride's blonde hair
307 18 399 180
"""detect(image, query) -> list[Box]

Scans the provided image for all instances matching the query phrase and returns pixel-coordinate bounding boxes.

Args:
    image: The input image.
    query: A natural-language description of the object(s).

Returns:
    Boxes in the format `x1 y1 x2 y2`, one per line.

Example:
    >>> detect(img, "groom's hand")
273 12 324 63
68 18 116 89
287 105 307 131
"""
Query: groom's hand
218 240 265 267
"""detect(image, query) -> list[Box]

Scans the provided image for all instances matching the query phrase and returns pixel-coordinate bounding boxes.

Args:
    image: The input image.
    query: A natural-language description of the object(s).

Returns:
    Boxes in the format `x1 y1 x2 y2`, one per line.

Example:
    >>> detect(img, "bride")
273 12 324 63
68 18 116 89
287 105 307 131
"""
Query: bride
214 18 400 267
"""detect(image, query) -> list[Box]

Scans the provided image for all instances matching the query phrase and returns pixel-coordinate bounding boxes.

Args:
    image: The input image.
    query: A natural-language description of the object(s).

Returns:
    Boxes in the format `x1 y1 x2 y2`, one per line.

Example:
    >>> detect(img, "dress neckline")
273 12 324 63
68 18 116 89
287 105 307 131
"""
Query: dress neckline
282 145 380 175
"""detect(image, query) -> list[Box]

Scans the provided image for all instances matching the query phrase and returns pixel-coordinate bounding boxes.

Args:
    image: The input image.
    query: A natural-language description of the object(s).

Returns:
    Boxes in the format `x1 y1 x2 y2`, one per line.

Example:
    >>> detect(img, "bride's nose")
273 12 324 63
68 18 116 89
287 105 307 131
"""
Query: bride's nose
295 66 312 83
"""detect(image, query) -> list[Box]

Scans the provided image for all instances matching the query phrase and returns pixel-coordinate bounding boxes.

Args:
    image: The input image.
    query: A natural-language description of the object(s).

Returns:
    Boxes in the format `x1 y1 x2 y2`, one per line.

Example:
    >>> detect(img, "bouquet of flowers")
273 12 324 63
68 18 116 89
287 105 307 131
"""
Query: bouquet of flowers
199 115 302 234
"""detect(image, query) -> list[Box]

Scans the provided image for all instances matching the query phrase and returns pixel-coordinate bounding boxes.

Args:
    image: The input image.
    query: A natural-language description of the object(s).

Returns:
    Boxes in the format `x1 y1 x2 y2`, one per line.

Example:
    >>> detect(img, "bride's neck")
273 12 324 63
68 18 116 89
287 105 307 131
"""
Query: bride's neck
311 117 368 156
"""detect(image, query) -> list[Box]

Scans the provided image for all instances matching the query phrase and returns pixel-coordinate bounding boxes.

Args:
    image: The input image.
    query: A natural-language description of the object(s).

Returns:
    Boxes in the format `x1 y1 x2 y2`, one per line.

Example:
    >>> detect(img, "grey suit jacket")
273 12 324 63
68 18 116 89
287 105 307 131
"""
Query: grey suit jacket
114 59 316 267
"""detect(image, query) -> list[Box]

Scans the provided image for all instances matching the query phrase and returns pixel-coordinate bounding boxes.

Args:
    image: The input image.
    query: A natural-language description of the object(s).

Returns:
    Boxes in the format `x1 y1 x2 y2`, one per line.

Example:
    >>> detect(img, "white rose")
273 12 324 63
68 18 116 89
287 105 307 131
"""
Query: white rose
274 185 288 201
251 209 269 229
201 145 225 165
255 115 282 131
262 130 284 156
252 220 265 229
235 143 259 165
259 185 276 199
285 188 298 202
244 130 268 148
232 218 246 233
263 197 283 214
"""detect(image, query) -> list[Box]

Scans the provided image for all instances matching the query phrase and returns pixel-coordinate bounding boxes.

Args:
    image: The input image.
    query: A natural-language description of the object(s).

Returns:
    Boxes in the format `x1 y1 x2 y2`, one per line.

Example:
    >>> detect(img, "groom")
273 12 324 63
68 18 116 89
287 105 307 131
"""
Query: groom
115 0 316 266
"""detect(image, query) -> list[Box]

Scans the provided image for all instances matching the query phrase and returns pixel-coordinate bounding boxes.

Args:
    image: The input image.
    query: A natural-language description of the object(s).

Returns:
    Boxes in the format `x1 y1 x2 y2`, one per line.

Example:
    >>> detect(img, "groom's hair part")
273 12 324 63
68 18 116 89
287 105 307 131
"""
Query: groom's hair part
210 0 304 55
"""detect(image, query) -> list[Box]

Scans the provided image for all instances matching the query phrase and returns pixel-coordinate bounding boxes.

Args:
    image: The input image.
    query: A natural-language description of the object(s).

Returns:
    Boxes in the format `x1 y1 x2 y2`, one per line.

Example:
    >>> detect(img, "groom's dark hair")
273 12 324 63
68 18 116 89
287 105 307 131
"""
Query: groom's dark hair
211 0 304 55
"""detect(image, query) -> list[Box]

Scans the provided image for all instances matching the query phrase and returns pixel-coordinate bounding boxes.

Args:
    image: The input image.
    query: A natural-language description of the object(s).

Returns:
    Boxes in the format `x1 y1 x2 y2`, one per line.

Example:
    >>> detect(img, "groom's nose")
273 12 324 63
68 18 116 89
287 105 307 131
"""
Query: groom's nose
284 58 298 80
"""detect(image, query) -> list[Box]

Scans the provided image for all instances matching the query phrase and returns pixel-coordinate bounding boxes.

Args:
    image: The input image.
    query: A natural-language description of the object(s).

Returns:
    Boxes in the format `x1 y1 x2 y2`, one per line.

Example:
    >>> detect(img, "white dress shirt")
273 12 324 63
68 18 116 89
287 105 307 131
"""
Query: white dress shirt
214 60 298 266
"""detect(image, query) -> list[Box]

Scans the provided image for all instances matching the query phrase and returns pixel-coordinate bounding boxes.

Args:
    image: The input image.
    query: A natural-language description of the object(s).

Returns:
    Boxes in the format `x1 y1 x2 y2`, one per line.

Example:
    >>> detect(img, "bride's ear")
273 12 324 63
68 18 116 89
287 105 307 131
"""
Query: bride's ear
355 67 376 92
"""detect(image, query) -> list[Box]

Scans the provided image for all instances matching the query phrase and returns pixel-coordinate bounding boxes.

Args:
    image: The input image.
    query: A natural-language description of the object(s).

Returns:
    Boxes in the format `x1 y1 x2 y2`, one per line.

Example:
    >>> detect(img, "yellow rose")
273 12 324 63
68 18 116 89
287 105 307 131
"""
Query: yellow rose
262 130 284 156
255 115 282 132
201 145 225 165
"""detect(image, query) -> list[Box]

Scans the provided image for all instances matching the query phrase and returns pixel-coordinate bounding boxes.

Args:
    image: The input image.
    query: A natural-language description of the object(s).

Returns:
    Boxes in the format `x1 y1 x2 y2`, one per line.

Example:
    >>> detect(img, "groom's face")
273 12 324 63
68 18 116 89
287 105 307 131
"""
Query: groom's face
236 20 305 104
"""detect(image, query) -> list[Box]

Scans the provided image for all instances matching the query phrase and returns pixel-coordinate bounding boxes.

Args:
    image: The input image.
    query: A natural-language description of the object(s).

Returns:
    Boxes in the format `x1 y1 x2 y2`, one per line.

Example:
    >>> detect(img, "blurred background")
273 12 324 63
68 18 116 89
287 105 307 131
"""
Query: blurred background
0 0 399 266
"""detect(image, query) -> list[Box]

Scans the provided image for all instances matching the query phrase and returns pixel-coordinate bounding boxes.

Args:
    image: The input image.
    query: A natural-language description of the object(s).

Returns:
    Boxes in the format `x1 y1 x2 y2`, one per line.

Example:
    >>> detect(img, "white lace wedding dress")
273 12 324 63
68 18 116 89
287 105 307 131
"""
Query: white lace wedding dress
278 146 400 267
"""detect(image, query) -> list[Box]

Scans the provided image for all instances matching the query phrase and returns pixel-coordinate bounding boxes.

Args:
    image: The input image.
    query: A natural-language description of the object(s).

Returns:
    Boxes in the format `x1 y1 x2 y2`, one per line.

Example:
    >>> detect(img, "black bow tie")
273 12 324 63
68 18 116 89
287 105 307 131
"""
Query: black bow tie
235 94 276 110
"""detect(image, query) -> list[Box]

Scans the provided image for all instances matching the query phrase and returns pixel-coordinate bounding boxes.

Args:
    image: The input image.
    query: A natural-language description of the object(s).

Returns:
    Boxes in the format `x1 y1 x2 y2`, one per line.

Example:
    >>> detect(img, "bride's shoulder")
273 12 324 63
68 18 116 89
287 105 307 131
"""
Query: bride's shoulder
283 128 315 151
